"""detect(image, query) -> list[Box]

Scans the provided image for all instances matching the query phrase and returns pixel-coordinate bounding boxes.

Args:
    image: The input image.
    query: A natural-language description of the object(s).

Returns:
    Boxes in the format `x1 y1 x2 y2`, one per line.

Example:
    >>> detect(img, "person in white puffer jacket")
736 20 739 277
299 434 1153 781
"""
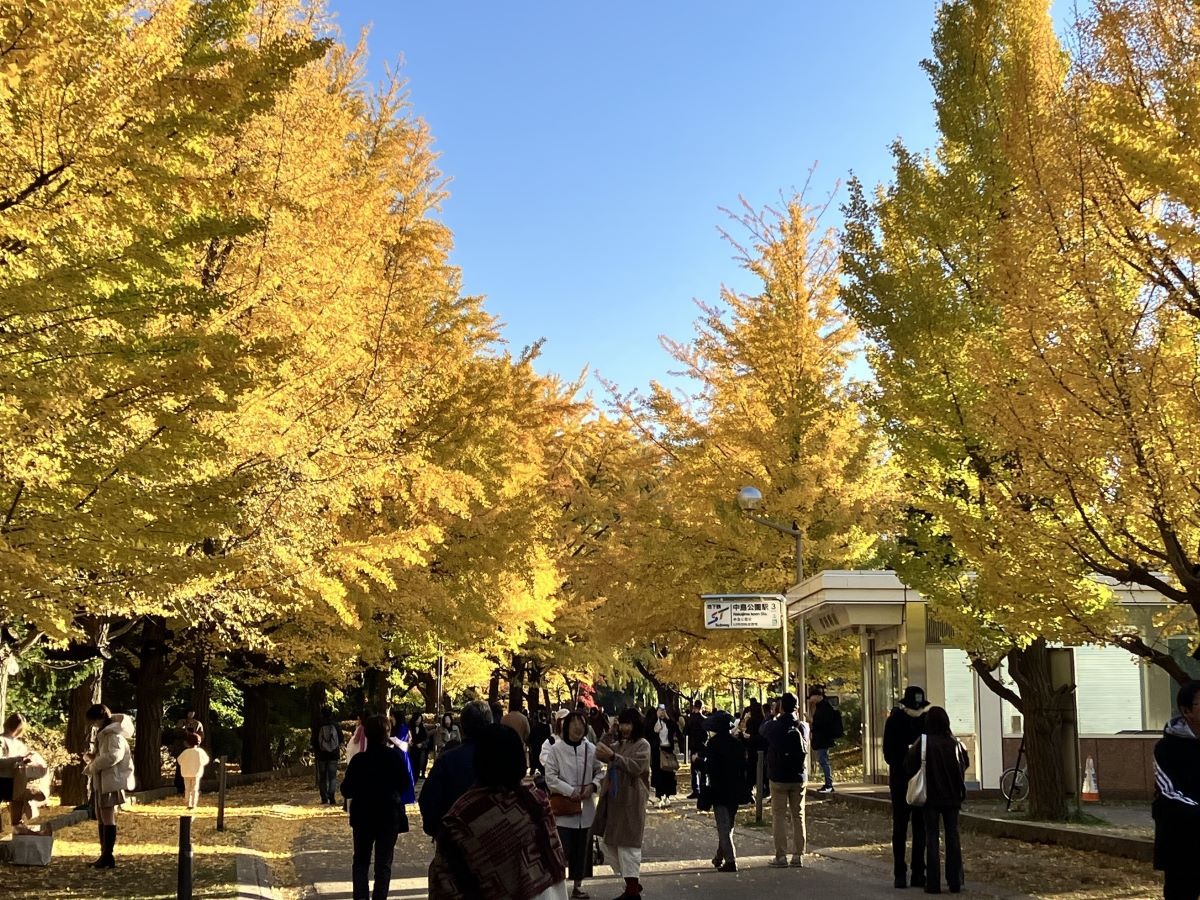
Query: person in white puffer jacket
83 704 135 869
544 712 604 900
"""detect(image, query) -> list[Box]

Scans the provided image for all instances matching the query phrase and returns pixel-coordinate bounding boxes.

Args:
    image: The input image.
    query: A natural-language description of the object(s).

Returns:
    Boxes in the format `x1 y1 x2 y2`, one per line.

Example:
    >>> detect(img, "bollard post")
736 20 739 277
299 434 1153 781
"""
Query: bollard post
216 756 227 833
177 815 193 900
755 750 766 824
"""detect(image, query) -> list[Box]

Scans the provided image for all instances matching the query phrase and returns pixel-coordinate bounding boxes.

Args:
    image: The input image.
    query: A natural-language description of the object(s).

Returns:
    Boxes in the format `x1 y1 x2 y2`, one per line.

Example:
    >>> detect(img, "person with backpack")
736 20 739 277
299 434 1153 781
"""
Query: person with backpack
807 685 844 794
759 692 810 868
313 706 342 805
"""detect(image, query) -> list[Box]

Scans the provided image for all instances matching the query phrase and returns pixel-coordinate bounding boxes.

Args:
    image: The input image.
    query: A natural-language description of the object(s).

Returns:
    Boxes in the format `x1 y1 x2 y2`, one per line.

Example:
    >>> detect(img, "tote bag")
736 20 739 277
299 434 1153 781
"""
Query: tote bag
905 735 927 807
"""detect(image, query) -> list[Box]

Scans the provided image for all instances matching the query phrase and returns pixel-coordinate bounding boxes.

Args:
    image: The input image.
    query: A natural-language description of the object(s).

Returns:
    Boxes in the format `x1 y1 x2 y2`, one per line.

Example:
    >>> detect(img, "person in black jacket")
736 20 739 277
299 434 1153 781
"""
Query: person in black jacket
808 685 844 793
1154 680 1200 900
905 706 968 895
684 698 708 799
700 710 745 872
341 714 413 900
884 685 929 889
418 701 493 838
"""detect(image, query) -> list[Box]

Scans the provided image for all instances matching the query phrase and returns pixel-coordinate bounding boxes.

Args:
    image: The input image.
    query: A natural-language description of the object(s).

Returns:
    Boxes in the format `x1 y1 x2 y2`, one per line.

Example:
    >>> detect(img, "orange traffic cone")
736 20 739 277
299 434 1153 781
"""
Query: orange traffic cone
1081 756 1100 802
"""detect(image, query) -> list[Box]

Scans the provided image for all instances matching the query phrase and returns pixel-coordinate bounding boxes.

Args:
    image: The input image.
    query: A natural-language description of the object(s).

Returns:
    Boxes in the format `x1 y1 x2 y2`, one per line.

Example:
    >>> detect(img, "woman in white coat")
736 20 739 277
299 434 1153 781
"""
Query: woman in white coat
544 712 603 900
83 703 135 869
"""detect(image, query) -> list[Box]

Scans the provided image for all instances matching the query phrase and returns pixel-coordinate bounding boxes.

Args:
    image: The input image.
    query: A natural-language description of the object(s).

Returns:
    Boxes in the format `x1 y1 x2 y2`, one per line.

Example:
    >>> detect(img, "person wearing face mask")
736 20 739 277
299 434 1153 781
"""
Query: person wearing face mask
545 712 604 899
594 708 651 899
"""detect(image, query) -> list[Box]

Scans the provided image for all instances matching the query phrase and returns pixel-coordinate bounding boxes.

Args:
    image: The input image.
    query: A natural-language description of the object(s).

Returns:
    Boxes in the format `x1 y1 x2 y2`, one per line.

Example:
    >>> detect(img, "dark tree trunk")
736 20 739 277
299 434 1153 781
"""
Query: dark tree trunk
634 660 681 712
132 618 173 790
307 681 327 727
364 667 389 714
61 663 104 806
190 649 212 739
415 670 438 713
487 671 501 705
508 654 527 711
1006 641 1074 821
241 682 272 773
526 662 543 715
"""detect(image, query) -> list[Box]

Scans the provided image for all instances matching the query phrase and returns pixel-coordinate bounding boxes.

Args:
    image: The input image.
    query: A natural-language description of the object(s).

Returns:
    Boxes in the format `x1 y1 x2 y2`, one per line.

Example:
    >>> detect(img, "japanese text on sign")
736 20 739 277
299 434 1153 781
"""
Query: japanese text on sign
703 599 782 630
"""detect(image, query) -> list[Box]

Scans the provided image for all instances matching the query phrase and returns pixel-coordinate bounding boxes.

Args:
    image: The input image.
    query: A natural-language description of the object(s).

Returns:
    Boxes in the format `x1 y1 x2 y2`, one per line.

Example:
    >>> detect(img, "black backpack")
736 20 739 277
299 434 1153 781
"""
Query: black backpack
769 716 807 781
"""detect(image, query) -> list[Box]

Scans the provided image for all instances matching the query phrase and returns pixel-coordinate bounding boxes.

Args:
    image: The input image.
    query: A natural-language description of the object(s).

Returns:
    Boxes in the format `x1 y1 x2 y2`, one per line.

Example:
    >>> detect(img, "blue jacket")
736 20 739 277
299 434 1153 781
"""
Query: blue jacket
418 740 477 838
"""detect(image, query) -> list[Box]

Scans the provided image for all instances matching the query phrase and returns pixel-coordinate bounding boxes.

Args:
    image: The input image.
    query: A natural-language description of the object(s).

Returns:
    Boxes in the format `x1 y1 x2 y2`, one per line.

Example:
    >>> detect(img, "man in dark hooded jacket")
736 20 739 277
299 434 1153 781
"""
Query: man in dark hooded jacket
883 685 929 889
1154 680 1200 899
418 701 493 838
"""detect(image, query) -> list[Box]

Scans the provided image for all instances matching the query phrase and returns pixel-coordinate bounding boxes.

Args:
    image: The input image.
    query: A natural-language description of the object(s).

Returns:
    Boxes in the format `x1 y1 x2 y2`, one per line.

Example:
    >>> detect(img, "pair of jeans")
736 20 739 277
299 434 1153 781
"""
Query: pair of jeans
768 781 806 857
691 756 704 795
923 805 962 892
714 804 737 864
316 760 338 803
888 767 925 883
351 825 398 900
816 747 833 788
557 825 590 886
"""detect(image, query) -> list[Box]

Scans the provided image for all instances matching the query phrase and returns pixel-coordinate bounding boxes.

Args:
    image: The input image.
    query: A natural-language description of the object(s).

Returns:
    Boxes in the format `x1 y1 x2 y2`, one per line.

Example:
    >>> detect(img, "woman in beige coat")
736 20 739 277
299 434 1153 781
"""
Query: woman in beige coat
83 704 135 869
594 708 651 899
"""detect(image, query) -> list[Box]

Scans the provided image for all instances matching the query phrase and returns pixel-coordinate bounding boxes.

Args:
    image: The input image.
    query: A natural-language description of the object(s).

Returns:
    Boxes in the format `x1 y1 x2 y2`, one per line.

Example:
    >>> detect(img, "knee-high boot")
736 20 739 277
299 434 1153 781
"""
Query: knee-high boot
98 824 117 868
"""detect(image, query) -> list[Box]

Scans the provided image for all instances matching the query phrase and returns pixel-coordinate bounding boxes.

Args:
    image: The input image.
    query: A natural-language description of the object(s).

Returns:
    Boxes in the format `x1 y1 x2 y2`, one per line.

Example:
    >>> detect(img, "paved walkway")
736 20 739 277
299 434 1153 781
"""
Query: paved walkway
292 796 1031 900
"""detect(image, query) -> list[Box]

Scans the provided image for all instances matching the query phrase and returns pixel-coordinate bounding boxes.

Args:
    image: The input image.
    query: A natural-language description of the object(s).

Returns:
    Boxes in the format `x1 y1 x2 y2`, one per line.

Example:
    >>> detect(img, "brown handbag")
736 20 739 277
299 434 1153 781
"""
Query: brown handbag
549 744 588 817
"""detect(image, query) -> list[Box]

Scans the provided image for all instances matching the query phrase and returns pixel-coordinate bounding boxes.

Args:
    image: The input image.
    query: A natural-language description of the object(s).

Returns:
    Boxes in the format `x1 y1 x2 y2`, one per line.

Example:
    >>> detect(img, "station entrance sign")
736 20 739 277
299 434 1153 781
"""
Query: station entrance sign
702 594 783 630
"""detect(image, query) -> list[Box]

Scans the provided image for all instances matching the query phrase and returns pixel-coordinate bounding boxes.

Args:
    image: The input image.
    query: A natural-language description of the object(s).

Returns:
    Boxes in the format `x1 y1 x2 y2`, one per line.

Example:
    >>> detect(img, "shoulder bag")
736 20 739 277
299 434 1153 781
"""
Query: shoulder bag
906 735 927 807
548 744 586 817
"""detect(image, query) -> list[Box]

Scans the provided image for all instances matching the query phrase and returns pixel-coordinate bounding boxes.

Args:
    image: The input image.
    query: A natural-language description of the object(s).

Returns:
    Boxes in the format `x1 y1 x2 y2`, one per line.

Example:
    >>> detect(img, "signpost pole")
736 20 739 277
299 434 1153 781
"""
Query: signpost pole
782 605 790 695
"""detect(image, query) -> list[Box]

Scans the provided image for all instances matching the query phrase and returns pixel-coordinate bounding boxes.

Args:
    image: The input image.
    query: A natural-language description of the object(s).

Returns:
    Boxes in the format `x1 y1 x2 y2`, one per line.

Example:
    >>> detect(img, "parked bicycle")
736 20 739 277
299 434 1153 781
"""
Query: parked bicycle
999 735 1028 809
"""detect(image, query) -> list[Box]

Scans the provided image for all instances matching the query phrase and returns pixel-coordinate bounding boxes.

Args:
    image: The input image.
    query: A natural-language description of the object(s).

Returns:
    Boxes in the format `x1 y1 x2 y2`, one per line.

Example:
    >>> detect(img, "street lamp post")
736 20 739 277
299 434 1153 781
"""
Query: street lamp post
737 486 806 697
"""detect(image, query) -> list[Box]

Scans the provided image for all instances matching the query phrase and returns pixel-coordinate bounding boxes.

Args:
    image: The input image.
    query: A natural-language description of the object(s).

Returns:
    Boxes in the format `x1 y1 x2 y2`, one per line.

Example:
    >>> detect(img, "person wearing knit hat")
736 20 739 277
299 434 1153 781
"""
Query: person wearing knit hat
884 686 931 889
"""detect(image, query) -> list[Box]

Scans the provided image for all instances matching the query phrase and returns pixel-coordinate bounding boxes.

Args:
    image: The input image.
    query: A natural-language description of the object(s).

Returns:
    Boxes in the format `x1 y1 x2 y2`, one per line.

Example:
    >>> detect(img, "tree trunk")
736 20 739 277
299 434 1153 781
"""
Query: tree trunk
634 660 681 712
414 670 438 713
240 682 272 773
507 654 527 711
526 662 543 715
60 663 104 806
364 667 390 714
487 671 501 705
1005 641 1074 821
190 649 212 739
132 618 172 790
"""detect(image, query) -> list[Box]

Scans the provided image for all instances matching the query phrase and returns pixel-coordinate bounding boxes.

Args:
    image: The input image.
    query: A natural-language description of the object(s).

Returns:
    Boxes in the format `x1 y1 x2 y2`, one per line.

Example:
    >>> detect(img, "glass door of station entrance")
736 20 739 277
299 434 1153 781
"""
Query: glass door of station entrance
869 646 899 781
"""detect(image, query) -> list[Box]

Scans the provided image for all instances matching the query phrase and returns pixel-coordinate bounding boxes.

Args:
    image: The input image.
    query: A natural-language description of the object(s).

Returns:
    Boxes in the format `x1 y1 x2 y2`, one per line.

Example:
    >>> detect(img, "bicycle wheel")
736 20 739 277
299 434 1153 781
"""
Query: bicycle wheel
999 767 1029 803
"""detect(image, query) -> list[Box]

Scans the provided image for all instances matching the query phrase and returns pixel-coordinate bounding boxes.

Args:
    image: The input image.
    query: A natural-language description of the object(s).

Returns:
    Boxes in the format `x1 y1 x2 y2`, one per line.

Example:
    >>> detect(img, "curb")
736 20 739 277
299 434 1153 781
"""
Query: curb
236 852 281 900
813 789 1155 863
677 809 1031 898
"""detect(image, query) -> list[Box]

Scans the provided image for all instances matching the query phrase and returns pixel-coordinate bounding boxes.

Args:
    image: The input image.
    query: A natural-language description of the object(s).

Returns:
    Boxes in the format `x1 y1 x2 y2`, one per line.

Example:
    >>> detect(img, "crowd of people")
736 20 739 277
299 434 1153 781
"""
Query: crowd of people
14 677 1200 900
298 688 858 900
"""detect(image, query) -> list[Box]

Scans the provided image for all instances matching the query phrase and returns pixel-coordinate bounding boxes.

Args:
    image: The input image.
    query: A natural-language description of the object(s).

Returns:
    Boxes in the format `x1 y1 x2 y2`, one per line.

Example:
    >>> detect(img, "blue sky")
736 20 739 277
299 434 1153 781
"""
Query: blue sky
327 2 943 398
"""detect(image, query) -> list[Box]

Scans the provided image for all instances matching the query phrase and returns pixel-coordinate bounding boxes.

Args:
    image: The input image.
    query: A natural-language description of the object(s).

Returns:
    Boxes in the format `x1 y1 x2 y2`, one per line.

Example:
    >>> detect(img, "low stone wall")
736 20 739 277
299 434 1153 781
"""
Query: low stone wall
817 788 1155 863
